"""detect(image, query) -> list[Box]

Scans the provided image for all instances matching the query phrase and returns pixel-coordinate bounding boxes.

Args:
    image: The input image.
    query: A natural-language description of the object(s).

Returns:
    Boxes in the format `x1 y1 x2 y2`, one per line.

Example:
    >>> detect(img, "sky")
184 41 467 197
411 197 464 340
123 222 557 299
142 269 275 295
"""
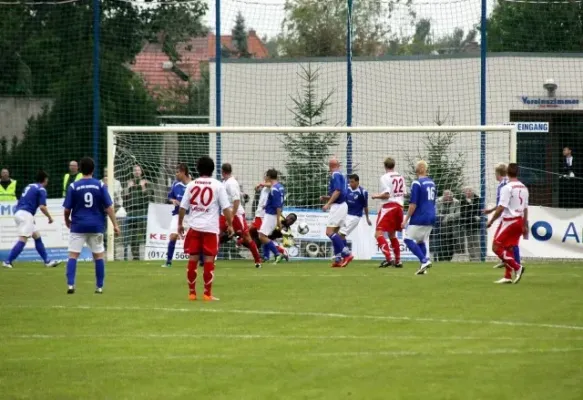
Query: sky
202 0 498 40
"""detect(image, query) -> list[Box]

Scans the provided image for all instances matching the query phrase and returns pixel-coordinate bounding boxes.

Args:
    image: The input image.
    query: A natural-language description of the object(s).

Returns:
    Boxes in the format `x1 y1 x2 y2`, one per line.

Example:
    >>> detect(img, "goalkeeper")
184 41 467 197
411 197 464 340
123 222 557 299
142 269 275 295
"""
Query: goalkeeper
221 213 297 262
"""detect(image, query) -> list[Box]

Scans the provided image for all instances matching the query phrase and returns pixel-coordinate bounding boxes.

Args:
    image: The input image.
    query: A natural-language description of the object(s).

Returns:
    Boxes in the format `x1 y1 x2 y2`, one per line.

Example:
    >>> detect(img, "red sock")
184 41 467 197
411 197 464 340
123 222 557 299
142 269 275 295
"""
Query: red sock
503 249 521 271
376 236 392 262
504 265 512 279
243 240 262 263
203 262 215 297
187 259 198 294
276 245 285 254
390 237 400 263
236 237 243 246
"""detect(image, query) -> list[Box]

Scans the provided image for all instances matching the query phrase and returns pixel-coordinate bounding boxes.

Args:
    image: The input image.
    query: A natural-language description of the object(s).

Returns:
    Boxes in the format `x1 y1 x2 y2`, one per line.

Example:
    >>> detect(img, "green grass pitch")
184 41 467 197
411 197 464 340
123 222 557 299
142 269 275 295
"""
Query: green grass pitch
1 260 583 400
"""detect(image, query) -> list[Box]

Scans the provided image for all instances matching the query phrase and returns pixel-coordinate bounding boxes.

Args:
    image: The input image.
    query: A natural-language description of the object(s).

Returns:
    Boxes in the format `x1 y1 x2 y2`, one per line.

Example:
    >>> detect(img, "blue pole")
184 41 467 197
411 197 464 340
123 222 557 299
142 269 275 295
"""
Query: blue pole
346 0 353 174
93 0 100 177
215 0 222 179
479 0 487 261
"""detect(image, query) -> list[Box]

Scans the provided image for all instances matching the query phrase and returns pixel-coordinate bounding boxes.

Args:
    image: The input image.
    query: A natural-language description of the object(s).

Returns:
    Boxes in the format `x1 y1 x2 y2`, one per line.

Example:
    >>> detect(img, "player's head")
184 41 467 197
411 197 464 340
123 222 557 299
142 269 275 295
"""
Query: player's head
328 158 340 172
415 160 428 176
495 163 507 180
79 157 95 176
1 168 9 180
563 146 572 157
36 170 49 187
384 157 395 171
176 163 189 182
69 160 78 174
221 163 233 179
133 164 143 179
348 174 359 189
265 168 278 182
196 156 215 177
284 213 297 227
507 163 519 178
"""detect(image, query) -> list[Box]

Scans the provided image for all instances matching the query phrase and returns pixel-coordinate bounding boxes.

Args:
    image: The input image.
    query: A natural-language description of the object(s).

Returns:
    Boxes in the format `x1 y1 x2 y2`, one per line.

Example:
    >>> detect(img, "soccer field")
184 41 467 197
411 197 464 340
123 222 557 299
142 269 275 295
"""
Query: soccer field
1 261 583 400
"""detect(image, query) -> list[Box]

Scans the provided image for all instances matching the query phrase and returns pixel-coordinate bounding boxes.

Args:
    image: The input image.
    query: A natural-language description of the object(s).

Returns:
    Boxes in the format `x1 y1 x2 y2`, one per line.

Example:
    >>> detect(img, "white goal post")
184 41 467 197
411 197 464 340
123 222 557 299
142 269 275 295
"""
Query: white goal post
106 125 517 262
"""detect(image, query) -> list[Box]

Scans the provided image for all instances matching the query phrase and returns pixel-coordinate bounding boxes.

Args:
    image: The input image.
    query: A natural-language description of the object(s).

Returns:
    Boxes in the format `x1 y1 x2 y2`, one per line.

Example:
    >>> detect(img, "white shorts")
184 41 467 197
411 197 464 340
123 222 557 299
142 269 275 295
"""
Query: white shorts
259 214 277 236
169 214 180 234
339 215 360 236
69 232 105 254
327 203 348 228
14 210 37 237
405 225 432 243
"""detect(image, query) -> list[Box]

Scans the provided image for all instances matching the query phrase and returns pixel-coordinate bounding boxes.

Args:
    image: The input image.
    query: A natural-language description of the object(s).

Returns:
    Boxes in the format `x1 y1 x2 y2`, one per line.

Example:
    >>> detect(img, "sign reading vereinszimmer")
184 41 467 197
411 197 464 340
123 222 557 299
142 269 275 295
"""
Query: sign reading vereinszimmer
521 96 580 108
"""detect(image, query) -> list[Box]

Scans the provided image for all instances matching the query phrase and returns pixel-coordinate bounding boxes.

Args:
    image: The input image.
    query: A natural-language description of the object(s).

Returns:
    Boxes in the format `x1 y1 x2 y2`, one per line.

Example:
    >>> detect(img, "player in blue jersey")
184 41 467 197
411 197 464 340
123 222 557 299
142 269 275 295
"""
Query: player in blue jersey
320 158 353 267
402 160 436 275
63 157 120 294
258 169 285 264
483 163 521 268
339 174 371 246
161 163 191 268
3 171 60 269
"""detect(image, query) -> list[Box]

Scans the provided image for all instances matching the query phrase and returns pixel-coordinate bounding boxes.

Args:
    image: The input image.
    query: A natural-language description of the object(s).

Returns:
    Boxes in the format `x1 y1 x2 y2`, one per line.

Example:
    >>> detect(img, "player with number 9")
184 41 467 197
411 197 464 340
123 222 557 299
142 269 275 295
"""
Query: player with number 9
402 160 436 275
63 157 121 294
372 157 406 268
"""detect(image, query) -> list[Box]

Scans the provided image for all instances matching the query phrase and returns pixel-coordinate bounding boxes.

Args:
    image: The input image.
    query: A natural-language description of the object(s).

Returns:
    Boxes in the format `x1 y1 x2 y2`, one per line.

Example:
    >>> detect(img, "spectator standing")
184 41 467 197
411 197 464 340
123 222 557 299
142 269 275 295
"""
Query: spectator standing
460 187 481 261
62 160 82 197
124 165 153 260
0 168 17 201
435 190 460 261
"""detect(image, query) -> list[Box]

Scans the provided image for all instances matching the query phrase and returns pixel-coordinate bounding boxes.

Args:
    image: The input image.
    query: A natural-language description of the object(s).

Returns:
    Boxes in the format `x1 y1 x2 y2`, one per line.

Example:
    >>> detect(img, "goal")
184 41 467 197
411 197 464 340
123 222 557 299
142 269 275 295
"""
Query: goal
107 125 516 263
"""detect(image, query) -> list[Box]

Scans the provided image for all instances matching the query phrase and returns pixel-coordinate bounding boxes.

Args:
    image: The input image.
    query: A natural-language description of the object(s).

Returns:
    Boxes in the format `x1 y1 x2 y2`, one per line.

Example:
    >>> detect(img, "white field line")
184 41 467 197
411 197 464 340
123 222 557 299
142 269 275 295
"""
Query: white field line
3 347 583 363
5 333 583 341
4 304 583 331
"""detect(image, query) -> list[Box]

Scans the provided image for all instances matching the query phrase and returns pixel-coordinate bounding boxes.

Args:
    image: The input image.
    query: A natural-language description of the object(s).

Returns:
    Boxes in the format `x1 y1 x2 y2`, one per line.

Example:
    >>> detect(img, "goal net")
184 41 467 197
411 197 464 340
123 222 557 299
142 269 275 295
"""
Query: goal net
108 125 515 263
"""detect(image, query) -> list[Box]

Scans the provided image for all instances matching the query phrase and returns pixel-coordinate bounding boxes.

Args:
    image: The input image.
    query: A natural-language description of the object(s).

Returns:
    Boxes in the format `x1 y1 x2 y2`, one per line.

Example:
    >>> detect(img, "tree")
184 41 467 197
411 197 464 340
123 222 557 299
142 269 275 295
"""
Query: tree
406 109 466 198
277 0 398 57
282 64 339 208
487 0 583 52
232 12 251 58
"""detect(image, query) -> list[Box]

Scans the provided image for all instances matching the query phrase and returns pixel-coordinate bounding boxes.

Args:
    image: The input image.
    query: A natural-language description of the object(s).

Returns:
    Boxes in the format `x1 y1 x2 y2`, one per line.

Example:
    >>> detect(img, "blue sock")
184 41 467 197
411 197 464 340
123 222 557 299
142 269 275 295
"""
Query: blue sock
262 243 271 260
404 239 427 263
34 237 49 263
7 241 25 263
418 242 427 258
95 259 105 288
66 258 78 286
268 240 280 257
513 246 521 264
166 240 177 265
329 233 344 257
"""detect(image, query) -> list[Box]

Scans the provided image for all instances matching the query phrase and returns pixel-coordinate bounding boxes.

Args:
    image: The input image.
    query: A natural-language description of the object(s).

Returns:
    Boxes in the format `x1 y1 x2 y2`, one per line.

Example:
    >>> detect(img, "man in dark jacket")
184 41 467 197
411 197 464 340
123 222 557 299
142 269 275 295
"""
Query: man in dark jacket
460 187 481 261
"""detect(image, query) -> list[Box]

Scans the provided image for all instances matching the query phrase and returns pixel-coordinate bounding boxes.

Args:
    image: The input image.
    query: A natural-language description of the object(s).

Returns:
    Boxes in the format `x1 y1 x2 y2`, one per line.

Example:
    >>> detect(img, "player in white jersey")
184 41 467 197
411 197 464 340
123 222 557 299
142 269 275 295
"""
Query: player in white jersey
483 163 521 269
220 163 262 268
372 158 406 268
178 156 234 301
486 163 527 284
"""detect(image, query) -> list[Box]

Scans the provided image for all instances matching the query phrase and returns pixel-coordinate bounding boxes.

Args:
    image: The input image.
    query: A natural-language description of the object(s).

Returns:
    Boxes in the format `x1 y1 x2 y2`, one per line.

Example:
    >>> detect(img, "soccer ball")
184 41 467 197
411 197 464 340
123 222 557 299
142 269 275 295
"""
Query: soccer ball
297 222 310 235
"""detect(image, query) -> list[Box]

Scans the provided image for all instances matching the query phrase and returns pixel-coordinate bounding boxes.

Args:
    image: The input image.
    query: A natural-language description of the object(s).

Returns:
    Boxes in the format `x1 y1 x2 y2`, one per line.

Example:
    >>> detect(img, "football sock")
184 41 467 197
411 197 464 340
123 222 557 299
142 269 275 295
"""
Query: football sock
504 265 512 279
418 242 428 258
267 240 280 257
7 240 25 263
166 240 176 265
34 237 49 263
376 236 392 262
404 239 426 263
513 246 521 264
262 243 271 260
66 258 78 286
243 239 262 263
95 259 105 288
390 237 401 263
495 247 520 271
276 245 285 255
203 261 214 296
329 233 344 257
187 259 198 294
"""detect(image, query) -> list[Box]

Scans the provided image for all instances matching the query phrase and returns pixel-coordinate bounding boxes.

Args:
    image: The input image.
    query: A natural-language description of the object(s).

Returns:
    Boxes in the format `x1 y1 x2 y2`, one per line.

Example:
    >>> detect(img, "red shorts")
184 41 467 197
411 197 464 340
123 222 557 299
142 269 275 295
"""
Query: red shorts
220 214 249 235
183 229 219 257
376 203 404 232
494 217 524 248
251 216 263 230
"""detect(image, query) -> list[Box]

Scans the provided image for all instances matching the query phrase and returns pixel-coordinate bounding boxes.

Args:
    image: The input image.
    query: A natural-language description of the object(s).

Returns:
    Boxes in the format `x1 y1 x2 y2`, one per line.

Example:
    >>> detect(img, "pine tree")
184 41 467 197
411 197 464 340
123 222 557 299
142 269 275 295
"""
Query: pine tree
232 11 251 58
282 64 338 209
